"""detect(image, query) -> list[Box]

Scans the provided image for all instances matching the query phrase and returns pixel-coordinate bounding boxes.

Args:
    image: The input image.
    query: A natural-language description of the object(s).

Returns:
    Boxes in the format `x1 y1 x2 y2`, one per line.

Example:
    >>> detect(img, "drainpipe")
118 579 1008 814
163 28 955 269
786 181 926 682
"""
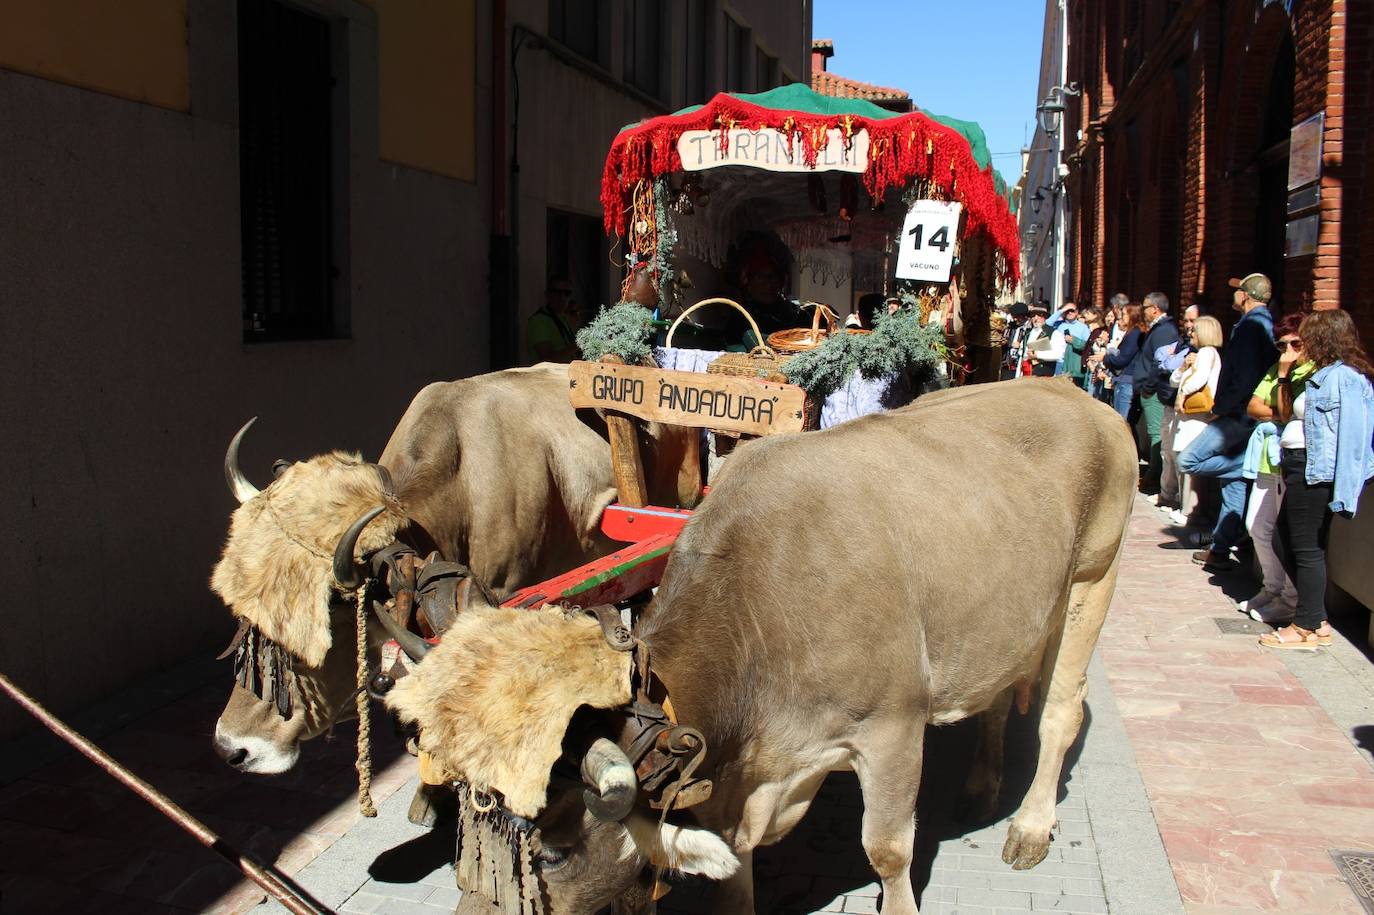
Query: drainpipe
1051 0 1069 312
489 0 514 369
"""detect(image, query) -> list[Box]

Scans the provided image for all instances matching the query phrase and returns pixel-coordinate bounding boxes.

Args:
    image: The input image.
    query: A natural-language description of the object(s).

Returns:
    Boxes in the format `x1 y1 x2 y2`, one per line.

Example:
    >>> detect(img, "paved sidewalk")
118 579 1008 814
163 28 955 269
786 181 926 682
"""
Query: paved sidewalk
1103 496 1374 914
4 495 1372 914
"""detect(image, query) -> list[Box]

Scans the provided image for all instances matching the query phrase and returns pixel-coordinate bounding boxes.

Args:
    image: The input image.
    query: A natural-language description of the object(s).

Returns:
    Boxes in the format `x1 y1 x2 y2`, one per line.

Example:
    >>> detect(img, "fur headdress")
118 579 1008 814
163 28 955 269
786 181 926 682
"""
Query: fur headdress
386 605 633 818
210 453 406 667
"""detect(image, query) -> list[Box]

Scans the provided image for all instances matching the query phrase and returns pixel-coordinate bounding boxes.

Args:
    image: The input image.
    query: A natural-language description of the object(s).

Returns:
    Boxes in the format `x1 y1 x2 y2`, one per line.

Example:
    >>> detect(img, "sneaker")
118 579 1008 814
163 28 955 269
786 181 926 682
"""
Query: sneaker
1145 493 1161 506
1192 548 1233 570
1249 599 1295 625
1237 590 1278 615
1166 509 1189 527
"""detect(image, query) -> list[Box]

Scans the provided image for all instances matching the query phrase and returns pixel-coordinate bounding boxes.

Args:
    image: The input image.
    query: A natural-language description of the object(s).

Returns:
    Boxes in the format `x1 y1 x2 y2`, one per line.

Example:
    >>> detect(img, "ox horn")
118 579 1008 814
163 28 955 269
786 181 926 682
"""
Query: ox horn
224 418 262 504
371 601 430 662
333 506 386 591
580 738 638 822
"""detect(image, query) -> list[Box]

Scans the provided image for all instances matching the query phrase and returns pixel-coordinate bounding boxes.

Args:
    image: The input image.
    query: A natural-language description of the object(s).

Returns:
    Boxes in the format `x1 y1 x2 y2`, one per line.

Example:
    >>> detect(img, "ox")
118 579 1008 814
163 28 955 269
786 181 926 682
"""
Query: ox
210 363 694 774
388 379 1137 914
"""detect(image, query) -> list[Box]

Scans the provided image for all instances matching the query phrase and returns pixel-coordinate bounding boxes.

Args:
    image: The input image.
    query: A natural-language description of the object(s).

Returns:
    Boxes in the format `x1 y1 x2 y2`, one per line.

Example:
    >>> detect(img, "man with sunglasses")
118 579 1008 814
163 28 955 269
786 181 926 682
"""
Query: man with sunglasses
1178 273 1279 570
528 276 583 363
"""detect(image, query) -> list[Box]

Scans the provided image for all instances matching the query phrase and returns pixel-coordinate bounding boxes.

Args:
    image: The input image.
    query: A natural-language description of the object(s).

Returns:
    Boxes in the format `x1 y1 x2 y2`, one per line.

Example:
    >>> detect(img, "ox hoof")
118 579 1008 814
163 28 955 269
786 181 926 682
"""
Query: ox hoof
1001 824 1051 870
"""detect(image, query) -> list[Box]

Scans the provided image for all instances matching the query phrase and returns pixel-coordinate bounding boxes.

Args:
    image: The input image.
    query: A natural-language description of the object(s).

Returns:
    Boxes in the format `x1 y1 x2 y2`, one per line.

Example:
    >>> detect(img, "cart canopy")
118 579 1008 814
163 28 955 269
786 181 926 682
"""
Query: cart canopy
601 85 1019 284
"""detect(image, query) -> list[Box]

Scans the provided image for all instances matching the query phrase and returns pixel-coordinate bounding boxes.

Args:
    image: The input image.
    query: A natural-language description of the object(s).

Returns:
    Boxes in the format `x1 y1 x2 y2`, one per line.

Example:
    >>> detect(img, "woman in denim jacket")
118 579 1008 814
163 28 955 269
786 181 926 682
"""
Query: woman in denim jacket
1261 310 1374 649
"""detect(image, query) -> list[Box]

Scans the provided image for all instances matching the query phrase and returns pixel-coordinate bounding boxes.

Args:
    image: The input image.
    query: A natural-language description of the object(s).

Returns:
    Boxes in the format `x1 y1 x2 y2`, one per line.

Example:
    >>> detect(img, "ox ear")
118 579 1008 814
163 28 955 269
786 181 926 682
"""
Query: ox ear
622 814 739 880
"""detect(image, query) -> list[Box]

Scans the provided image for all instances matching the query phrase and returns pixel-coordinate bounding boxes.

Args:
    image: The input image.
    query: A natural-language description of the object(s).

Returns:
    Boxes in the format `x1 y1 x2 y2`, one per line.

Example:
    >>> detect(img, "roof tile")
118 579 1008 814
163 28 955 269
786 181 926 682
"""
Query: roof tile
810 70 910 103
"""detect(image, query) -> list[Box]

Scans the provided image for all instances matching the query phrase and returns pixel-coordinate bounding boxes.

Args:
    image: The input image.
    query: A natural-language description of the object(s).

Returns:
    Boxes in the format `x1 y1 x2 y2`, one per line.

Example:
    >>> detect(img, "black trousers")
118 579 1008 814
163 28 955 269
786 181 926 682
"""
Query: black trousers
1273 449 1333 630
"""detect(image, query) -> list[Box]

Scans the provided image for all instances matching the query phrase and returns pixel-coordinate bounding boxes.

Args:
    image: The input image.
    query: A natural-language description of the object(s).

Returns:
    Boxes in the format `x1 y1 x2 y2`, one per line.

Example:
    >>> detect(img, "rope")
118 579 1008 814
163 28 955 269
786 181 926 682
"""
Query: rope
354 587 377 817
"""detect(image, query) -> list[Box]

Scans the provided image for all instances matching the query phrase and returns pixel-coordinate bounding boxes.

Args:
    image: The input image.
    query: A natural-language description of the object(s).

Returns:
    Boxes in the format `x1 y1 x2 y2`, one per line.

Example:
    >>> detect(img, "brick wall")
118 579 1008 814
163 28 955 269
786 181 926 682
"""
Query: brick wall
1064 0 1373 345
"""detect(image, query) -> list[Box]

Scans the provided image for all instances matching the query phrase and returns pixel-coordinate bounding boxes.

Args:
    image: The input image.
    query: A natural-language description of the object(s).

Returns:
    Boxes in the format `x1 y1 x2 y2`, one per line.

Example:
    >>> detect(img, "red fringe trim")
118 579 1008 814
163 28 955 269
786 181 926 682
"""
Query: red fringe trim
601 93 1021 287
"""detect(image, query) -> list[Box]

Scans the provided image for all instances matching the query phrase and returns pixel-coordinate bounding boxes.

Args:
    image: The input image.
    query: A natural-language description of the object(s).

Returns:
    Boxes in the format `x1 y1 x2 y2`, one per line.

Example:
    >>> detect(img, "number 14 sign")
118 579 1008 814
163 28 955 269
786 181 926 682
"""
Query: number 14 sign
896 200 962 283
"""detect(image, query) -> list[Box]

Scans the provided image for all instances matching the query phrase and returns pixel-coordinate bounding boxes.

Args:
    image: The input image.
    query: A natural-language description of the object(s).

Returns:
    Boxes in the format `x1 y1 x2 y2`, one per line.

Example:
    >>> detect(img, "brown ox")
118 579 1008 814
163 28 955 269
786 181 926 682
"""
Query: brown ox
389 379 1137 914
210 363 693 773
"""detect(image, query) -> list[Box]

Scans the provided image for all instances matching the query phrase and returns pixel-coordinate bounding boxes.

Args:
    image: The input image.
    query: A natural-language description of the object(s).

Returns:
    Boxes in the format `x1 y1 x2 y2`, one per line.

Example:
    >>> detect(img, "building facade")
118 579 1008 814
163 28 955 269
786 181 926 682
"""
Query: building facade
1018 0 1068 307
1046 0 1373 342
0 0 808 741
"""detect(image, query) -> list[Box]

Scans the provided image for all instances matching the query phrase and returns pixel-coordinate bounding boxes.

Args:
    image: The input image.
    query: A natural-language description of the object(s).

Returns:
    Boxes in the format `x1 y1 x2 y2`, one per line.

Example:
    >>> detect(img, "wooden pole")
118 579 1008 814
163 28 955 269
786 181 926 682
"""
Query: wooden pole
0 673 331 915
600 356 648 507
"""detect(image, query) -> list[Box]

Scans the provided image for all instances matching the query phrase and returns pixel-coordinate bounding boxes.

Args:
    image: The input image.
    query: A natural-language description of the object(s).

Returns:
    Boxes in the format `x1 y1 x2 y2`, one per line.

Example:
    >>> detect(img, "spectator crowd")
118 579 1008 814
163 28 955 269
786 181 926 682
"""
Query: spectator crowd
998 275 1374 649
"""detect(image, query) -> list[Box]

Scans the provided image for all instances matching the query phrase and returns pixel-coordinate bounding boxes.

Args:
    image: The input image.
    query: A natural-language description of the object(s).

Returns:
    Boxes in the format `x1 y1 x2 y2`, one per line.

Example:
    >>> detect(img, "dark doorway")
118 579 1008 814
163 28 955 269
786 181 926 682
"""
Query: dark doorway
238 0 347 342
1254 33 1295 307
546 209 609 331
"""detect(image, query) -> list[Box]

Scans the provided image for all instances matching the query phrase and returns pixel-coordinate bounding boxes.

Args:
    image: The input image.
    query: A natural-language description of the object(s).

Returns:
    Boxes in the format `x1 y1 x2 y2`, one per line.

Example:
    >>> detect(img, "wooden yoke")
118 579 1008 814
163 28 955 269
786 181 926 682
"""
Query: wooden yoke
598 356 649 508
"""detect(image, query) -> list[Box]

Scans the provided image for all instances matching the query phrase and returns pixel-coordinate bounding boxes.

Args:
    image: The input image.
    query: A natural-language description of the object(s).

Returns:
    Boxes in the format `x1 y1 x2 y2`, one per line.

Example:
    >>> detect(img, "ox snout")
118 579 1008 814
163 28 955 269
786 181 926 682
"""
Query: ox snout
212 721 299 774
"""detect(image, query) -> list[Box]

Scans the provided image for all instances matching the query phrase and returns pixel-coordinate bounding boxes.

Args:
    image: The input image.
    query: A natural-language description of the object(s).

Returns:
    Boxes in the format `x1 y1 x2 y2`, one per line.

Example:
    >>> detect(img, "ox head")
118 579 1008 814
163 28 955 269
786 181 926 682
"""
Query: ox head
209 419 410 773
387 605 738 914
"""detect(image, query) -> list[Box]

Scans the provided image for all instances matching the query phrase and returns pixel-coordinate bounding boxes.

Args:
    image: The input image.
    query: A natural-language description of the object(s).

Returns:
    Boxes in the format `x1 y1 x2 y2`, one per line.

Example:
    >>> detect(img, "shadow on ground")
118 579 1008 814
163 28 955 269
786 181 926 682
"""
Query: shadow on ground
0 682 408 914
633 704 1089 914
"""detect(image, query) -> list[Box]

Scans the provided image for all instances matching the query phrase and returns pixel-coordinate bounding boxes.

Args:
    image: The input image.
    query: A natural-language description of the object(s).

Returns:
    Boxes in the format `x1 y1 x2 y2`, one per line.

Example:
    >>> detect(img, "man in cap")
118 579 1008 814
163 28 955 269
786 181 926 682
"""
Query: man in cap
1002 303 1032 379
1178 272 1279 570
1024 305 1054 376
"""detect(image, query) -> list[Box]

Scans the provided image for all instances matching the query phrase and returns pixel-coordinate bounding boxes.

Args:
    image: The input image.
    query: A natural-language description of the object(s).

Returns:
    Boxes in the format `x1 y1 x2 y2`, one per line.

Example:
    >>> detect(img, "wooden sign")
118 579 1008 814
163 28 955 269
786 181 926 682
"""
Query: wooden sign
677 127 869 174
568 361 807 436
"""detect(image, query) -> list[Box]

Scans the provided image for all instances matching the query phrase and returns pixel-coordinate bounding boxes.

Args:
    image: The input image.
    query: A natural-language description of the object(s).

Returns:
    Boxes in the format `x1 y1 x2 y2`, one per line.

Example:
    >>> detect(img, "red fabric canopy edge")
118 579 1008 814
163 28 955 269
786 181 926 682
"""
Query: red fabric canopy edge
600 92 1021 287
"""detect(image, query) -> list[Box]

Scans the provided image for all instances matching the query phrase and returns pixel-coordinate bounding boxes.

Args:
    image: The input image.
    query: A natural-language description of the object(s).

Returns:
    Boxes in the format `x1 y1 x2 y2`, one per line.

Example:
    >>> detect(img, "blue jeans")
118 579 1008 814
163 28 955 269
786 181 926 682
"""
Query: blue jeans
1111 376 1134 419
1178 415 1256 553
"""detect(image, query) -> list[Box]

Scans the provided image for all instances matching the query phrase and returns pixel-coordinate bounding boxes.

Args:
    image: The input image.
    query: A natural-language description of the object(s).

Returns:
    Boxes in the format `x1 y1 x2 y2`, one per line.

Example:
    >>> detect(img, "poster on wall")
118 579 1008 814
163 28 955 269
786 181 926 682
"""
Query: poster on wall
1285 214 1319 258
1287 112 1324 191
895 200 962 282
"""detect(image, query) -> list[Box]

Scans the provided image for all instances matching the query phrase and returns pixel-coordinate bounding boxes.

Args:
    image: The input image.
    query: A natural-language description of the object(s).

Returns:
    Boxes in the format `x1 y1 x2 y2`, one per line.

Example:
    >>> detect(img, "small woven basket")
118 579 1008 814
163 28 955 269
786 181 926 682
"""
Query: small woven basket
767 302 840 354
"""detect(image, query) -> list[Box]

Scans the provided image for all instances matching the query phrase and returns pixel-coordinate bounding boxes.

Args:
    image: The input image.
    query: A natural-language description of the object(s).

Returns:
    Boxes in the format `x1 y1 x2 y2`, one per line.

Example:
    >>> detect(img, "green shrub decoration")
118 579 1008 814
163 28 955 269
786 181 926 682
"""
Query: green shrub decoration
781 305 945 399
575 302 657 363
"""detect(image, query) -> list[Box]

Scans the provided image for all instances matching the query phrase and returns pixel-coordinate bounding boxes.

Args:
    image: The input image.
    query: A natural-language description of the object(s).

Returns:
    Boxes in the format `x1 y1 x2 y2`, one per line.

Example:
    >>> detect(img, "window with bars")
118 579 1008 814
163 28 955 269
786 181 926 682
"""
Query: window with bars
684 0 711 104
238 0 344 342
724 15 749 91
548 0 602 64
624 0 664 101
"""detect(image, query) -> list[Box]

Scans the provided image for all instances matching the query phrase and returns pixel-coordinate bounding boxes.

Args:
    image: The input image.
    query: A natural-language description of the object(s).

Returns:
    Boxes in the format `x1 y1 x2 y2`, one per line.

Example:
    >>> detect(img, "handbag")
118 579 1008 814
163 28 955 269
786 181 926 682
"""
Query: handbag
1179 376 1214 414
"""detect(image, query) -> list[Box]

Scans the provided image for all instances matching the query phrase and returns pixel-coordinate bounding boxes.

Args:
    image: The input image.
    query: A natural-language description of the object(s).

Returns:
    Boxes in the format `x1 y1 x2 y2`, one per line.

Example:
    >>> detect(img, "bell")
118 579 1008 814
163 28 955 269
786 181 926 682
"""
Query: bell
368 671 396 699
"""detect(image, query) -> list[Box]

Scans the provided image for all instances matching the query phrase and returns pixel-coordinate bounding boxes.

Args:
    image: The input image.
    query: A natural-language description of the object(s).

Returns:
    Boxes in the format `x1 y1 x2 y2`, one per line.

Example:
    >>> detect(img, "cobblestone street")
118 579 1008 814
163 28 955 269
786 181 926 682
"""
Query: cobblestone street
3 494 1373 915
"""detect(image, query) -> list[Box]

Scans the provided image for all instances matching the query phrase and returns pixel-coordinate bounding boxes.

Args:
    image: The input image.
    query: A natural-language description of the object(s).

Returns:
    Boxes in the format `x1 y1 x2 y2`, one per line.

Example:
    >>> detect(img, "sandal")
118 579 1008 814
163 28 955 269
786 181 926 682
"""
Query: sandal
1258 623 1332 649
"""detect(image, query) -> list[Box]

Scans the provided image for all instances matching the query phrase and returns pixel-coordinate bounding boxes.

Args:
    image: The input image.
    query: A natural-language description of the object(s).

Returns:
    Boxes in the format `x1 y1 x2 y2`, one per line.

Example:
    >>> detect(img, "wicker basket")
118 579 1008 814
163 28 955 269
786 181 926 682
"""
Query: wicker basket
767 302 840 354
667 298 788 382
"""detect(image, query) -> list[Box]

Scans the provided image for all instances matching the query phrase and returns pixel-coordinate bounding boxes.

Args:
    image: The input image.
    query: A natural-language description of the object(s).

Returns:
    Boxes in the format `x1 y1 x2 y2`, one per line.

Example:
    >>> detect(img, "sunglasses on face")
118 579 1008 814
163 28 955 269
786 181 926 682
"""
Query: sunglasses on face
1276 339 1303 351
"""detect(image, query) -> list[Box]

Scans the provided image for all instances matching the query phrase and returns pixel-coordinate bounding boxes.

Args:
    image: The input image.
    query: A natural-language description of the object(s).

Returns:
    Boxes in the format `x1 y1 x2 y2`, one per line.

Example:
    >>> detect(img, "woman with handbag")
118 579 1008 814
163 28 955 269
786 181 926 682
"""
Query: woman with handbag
1166 316 1224 526
1260 309 1374 649
1239 312 1311 623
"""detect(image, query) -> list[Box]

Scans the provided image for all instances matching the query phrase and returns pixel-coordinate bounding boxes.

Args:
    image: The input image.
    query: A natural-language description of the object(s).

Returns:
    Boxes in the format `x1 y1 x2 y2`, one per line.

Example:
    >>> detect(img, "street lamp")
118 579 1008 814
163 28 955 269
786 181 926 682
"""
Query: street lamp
1036 83 1081 135
1028 185 1054 215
